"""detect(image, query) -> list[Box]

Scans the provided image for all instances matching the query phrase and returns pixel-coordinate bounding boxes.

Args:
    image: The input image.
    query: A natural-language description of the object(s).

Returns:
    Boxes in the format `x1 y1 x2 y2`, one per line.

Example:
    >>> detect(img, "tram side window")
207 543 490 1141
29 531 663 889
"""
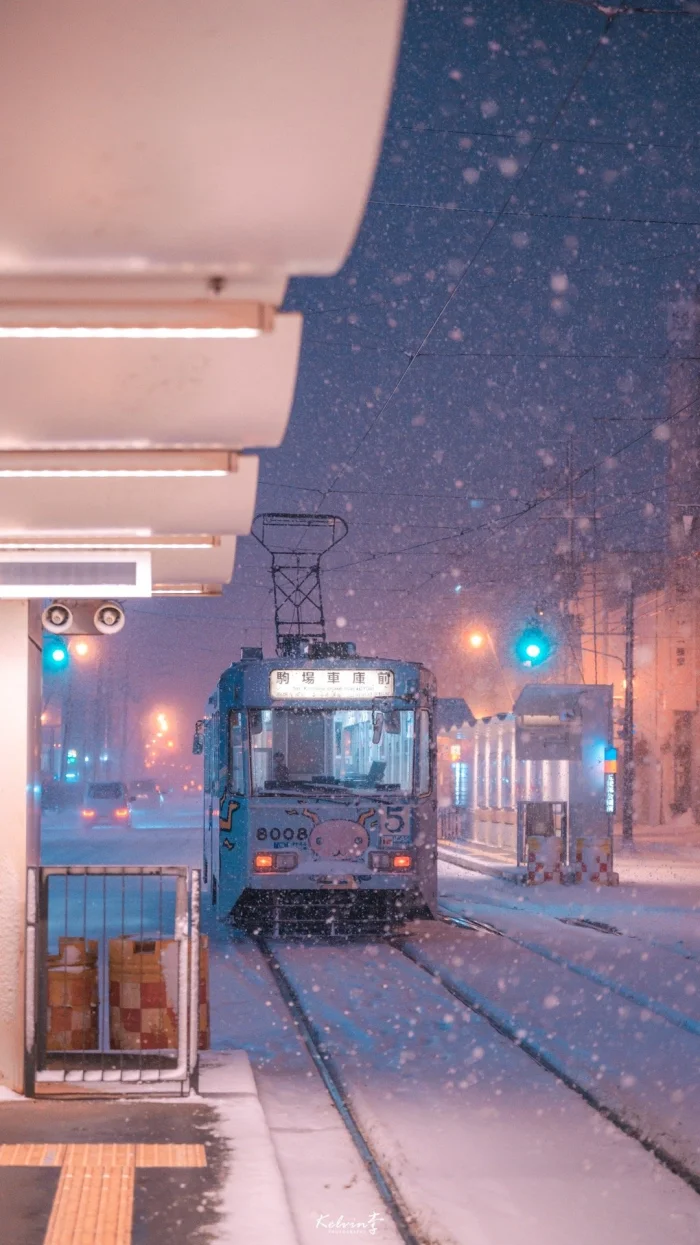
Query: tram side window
417 709 431 796
228 711 245 795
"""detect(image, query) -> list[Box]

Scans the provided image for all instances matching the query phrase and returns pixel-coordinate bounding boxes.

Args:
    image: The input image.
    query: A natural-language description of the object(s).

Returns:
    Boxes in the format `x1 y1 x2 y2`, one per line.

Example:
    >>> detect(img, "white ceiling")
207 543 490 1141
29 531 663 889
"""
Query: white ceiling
0 0 403 302
0 457 259 536
0 313 301 449
151 539 237 586
0 1 405 594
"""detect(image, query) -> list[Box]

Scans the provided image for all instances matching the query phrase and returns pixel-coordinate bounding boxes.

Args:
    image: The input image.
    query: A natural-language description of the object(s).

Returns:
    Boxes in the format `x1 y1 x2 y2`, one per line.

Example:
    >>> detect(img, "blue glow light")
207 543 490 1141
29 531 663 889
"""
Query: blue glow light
515 624 554 667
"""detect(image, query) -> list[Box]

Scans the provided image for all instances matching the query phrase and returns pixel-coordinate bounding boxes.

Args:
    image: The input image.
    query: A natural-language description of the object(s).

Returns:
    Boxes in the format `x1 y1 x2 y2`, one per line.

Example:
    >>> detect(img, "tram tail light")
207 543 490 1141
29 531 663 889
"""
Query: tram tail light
368 851 413 872
254 851 298 873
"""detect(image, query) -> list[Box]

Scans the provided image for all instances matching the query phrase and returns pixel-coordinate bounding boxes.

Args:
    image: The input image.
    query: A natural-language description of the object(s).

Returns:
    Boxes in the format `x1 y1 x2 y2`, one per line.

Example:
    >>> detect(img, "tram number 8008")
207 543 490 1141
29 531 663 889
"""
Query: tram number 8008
256 826 308 843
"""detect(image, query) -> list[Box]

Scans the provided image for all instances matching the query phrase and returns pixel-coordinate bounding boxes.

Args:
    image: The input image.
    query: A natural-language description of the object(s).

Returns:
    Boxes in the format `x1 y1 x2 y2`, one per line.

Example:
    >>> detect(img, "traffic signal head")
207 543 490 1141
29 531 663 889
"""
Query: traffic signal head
44 636 70 670
515 624 554 668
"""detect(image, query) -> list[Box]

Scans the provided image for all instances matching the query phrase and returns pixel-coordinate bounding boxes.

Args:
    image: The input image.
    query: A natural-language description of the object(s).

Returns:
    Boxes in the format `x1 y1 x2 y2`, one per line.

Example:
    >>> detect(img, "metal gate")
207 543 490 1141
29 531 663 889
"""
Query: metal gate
25 866 202 1096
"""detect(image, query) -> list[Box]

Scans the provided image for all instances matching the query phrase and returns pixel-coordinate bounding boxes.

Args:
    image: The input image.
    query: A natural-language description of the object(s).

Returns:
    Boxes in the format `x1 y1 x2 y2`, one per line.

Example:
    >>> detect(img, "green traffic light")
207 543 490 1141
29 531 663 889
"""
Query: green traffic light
43 638 70 670
515 624 553 667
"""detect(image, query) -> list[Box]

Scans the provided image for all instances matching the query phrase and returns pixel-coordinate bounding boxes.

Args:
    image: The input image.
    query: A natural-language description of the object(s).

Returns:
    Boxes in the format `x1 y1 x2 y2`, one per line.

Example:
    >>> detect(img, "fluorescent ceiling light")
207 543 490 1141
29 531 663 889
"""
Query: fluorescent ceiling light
0 299 274 338
0 451 238 478
152 583 222 597
0 535 217 551
0 326 262 339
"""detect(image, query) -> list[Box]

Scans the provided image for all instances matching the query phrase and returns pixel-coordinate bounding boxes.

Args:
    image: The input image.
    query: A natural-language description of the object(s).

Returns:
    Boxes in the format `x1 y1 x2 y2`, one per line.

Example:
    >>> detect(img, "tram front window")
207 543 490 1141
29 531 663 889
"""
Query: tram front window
249 708 415 796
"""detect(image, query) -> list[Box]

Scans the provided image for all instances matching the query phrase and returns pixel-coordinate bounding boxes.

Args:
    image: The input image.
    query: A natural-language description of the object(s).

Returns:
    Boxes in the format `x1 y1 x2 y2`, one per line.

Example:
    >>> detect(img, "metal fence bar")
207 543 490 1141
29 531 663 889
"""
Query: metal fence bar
188 870 201 1076
30 865 197 1093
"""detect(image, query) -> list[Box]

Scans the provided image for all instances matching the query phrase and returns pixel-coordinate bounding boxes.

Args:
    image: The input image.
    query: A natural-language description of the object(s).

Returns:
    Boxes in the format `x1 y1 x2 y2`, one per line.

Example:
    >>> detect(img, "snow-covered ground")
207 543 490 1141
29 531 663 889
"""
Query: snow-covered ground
39 814 700 1243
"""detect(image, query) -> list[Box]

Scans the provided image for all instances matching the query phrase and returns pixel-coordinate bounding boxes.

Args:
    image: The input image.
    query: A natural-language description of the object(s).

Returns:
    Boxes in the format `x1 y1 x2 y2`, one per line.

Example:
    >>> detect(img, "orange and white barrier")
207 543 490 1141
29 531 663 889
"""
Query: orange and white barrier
574 838 619 886
526 835 562 885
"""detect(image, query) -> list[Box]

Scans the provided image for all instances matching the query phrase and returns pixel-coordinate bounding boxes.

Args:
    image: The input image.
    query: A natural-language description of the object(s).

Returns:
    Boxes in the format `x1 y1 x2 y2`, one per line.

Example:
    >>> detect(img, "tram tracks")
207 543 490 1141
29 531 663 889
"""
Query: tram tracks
393 930 700 1199
257 926 700 1223
439 907 700 1040
439 850 700 966
256 936 426 1245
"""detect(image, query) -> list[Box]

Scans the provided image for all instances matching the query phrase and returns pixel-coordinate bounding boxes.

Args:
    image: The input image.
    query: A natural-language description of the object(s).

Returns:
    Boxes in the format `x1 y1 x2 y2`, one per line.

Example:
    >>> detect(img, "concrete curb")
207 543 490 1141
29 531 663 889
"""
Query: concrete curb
199 1051 299 1245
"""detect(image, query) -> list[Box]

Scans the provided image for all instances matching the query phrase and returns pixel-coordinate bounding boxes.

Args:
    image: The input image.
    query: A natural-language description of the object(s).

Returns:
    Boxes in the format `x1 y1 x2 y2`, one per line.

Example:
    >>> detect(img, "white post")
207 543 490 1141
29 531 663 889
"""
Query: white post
0 601 41 1093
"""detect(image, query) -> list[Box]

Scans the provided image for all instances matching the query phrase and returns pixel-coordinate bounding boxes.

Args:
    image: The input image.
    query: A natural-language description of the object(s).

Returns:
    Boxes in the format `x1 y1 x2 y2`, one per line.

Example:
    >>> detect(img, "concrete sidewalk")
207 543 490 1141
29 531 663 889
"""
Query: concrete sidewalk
438 838 523 883
0 1052 298 1245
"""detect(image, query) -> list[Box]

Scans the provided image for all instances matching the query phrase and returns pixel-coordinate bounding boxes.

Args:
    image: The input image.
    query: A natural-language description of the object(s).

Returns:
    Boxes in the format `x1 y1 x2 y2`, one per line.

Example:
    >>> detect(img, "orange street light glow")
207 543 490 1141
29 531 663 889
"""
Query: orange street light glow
74 640 90 657
468 632 485 649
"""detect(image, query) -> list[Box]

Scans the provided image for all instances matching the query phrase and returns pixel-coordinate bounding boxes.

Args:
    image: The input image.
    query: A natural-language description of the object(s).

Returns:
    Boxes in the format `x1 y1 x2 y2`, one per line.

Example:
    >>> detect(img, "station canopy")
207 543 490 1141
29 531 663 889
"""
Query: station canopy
0 0 404 595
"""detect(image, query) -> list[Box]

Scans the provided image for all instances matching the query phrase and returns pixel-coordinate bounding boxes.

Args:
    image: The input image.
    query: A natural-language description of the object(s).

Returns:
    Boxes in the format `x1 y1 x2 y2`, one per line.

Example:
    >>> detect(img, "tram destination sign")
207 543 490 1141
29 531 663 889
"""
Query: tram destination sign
270 668 395 700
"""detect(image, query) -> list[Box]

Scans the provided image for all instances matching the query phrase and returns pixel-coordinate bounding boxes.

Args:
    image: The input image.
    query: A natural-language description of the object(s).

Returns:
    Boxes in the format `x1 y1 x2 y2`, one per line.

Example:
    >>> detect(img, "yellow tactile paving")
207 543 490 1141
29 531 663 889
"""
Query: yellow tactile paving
134 1143 206 1167
44 1164 134 1245
0 1142 207 1244
0 1143 65 1166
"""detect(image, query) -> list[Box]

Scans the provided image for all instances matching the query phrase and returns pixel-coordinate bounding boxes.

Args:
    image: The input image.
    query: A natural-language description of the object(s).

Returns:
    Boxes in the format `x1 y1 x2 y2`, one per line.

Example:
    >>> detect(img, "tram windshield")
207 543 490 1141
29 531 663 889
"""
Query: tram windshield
248 708 416 797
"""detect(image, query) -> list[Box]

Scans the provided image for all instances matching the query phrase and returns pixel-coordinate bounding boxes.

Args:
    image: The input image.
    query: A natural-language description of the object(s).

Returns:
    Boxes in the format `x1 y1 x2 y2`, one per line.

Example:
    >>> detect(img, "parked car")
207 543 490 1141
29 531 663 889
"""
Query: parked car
81 781 132 827
129 779 164 811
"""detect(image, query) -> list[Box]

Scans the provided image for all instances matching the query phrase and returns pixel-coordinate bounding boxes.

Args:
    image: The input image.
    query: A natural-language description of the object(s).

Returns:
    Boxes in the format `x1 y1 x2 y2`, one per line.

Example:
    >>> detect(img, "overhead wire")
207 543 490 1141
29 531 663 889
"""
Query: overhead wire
311 11 618 509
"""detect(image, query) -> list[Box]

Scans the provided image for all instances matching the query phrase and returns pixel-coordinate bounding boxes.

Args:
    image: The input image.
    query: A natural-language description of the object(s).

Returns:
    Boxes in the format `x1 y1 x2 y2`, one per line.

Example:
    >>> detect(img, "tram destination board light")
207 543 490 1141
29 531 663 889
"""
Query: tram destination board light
270 668 395 700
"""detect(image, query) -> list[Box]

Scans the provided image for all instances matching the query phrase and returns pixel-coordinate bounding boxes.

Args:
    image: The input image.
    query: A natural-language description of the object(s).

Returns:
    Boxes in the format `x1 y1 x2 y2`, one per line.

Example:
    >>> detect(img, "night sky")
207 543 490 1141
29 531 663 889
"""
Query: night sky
59 0 700 760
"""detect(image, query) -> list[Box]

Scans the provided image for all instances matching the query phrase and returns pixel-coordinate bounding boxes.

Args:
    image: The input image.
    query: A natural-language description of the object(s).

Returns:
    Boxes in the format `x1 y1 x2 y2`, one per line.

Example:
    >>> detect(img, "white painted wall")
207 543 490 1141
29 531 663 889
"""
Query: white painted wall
0 601 41 1092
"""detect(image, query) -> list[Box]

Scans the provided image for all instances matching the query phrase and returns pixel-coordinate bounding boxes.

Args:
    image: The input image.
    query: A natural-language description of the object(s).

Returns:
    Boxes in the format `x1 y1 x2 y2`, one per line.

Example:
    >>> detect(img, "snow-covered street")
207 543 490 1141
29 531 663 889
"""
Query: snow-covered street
42 815 700 1243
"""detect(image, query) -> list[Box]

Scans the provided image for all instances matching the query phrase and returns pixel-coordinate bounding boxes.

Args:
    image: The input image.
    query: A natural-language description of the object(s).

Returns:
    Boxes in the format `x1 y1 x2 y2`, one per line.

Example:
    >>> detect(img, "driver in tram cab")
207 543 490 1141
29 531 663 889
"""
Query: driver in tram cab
273 750 290 783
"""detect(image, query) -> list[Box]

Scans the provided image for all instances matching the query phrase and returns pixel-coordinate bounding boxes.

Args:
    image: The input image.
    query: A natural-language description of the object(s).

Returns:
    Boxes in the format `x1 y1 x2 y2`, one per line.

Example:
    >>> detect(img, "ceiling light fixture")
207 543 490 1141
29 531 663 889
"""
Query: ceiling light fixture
0 450 238 478
0 299 274 339
0 535 218 551
150 585 220 595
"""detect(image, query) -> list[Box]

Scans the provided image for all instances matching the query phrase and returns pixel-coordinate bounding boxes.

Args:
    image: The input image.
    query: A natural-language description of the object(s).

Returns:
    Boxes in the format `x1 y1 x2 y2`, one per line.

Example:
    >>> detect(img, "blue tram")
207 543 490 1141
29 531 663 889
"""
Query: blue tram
195 643 437 933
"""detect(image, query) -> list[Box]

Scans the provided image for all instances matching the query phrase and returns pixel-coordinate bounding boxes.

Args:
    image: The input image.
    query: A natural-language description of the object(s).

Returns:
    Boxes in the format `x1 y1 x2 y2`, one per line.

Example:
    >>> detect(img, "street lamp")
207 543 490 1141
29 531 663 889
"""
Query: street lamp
464 627 514 704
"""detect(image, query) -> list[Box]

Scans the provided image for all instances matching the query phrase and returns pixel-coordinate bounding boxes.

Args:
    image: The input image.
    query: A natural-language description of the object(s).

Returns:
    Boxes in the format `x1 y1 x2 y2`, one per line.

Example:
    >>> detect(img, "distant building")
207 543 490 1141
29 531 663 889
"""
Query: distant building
578 291 700 825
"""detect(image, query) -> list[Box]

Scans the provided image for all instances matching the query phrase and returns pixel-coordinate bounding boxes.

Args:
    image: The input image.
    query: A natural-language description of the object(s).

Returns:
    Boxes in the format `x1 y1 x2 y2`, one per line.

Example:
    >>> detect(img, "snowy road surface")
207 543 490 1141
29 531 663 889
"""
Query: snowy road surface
40 817 700 1243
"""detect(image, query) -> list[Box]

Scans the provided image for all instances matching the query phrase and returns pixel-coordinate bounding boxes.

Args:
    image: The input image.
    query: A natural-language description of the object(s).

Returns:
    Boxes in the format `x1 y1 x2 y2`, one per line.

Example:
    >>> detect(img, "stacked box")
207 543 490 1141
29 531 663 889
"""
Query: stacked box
46 938 98 1051
109 938 179 1050
526 835 562 885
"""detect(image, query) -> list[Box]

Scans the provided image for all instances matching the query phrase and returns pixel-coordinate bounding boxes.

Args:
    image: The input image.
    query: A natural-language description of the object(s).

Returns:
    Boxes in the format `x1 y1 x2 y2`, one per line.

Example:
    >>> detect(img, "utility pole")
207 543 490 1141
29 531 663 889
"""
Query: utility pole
622 588 635 845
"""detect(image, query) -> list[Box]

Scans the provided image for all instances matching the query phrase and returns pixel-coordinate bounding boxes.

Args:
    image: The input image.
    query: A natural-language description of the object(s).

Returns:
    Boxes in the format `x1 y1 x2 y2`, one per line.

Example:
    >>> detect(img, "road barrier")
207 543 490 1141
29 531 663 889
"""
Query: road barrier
25 866 204 1096
525 835 562 884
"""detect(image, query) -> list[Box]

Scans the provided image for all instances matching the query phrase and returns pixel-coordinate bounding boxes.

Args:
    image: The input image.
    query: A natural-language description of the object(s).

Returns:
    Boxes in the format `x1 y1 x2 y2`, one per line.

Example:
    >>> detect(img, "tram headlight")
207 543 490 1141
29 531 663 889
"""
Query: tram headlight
274 852 298 872
254 853 274 871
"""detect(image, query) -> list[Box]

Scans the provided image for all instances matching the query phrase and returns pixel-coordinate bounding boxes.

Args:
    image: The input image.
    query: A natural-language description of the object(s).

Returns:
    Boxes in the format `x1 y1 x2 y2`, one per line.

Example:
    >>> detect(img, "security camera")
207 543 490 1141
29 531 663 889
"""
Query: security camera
93 601 126 635
42 601 74 634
